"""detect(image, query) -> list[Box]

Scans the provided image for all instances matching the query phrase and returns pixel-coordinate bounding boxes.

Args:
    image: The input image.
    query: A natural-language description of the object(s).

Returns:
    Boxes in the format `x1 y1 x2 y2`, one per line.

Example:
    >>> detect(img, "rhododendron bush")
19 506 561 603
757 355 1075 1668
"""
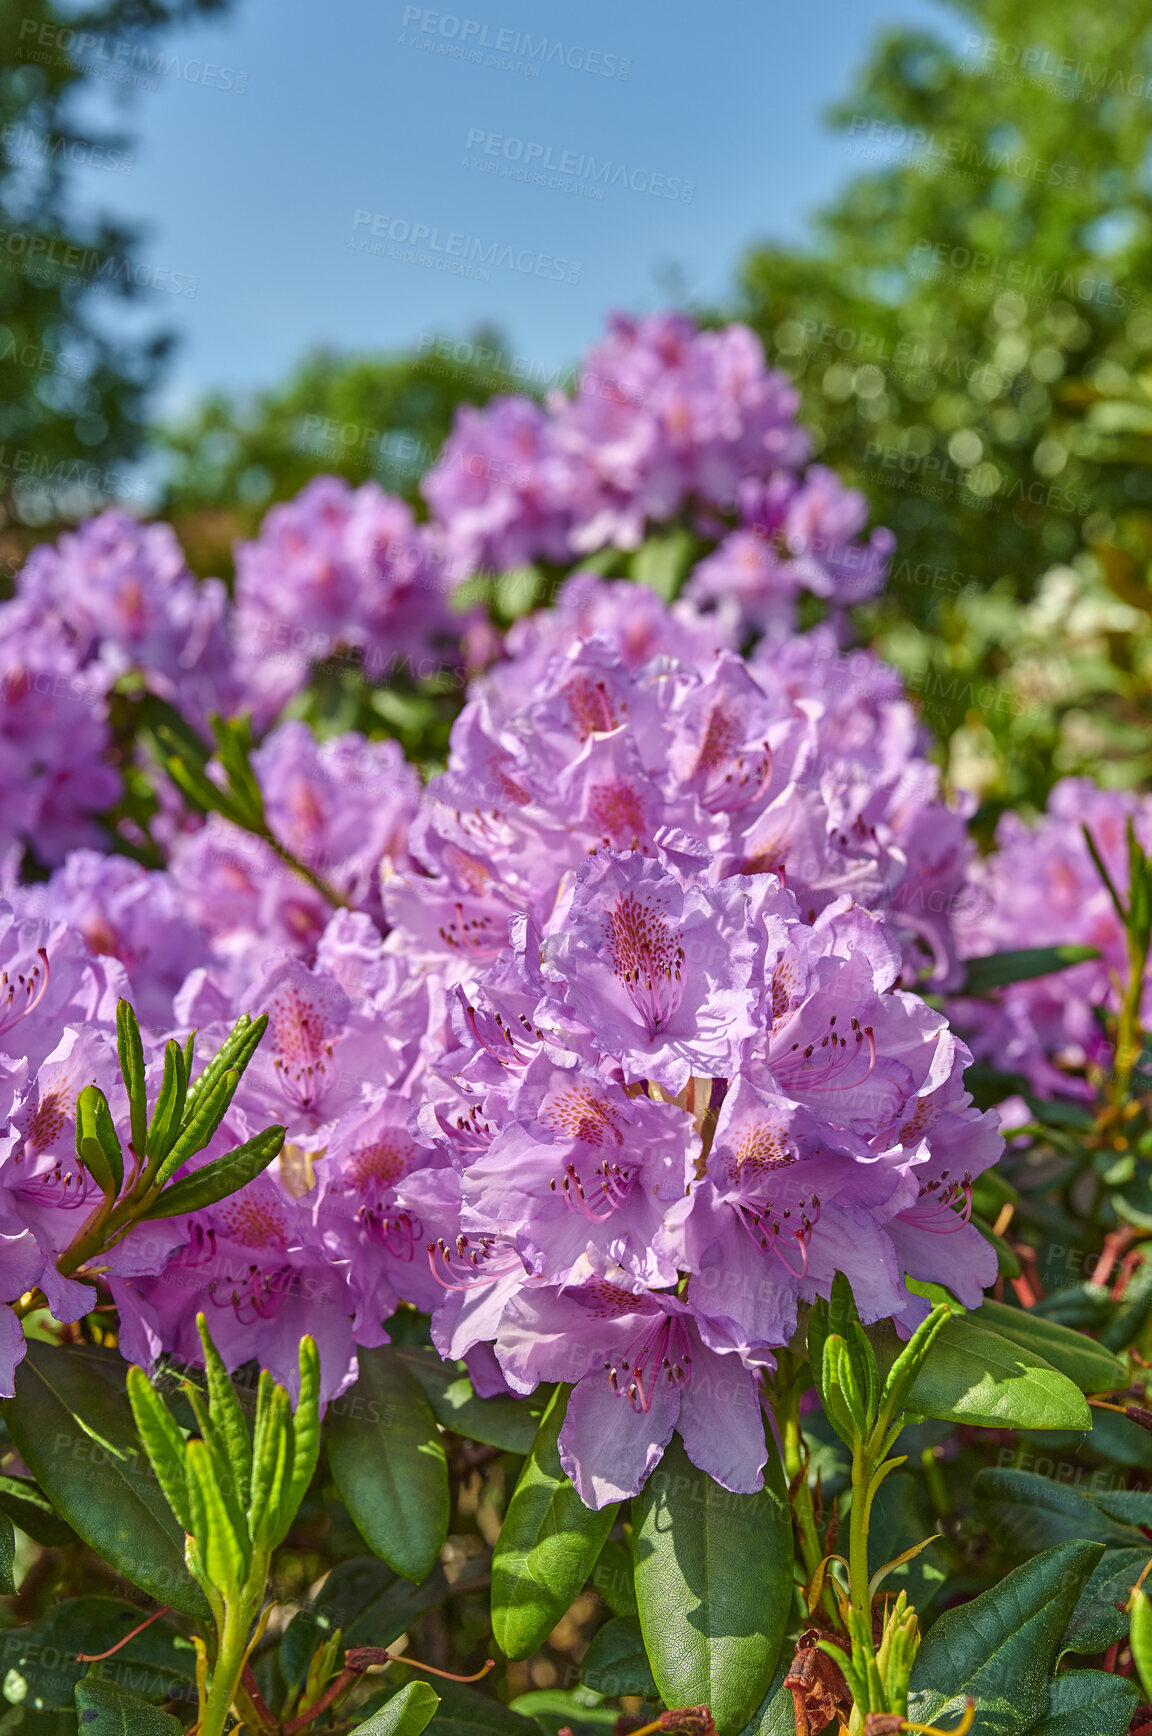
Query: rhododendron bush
1 314 1150 1736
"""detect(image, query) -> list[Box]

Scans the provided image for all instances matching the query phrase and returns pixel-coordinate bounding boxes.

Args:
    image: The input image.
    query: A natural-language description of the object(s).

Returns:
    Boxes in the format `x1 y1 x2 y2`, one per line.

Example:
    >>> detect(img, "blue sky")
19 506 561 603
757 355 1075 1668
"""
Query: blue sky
64 0 954 419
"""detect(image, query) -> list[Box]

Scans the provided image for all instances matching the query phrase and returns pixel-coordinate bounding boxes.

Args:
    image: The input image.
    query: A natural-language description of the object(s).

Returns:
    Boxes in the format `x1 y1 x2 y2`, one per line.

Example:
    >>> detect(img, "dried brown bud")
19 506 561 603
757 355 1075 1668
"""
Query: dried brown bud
1126 1404 1152 1435
863 1718 905 1735
658 1709 716 1736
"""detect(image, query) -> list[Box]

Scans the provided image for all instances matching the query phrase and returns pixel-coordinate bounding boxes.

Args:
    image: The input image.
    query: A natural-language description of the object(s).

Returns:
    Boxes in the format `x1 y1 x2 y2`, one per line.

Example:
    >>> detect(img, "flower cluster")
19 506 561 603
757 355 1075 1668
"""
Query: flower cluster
953 778 1152 1098
385 575 973 991
0 310 1013 1507
423 312 893 629
231 476 460 727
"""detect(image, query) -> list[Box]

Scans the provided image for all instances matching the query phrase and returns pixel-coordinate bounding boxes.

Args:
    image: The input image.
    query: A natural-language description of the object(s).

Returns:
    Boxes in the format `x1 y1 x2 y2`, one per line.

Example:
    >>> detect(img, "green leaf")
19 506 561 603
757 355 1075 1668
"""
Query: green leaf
908 1540 1103 1736
74 1085 123 1198
633 1434 793 1736
879 1303 951 1425
183 1011 264 1117
509 1691 621 1736
140 1123 284 1218
0 1472 77 1546
896 1317 1091 1430
144 1039 187 1164
629 528 700 600
74 1676 182 1736
1025 1670 1138 1736
732 1665 793 1736
326 1345 450 1581
186 1437 250 1591
491 1386 617 1661
151 1066 240 1187
392 1346 541 1453
968 1300 1127 1395
418 1679 539 1736
589 1537 638 1618
580 1617 658 1697
194 1314 252 1510
115 1000 149 1159
960 945 1101 996
972 1468 1144 1554
1062 1546 1150 1657
0 1597 194 1711
0 1341 208 1618
348 1681 441 1736
125 1366 191 1532
281 1334 321 1534
1132 1585 1152 1702
0 1506 14 1595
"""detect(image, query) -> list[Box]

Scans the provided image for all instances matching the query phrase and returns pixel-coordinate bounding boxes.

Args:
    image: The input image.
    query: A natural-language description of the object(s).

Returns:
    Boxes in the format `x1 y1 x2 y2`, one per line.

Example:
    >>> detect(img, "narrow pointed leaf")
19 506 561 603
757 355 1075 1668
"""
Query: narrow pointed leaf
960 945 1102 996
184 1011 268 1117
187 1437 249 1591
75 1083 122 1197
152 1066 240 1187
281 1334 321 1530
491 1384 617 1660
326 1345 450 1582
141 1123 285 1218
634 1434 793 1736
126 1365 191 1531
116 999 149 1158
145 1039 187 1163
249 1381 290 1544
195 1312 252 1509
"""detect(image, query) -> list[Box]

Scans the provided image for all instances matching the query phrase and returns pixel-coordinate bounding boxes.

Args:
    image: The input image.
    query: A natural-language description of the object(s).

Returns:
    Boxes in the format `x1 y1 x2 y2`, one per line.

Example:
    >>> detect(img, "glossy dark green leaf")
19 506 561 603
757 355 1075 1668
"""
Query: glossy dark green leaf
491 1386 617 1660
392 1345 541 1453
589 1537 638 1619
421 1679 540 1736
141 1123 284 1218
634 1435 792 1736
1061 1547 1150 1657
972 1468 1144 1554
0 1341 208 1618
969 1300 1127 1395
959 946 1100 996
908 1540 1103 1736
0 1506 14 1596
343 1567 455 1649
326 1345 450 1581
508 1691 621 1736
580 1618 658 1697
74 1676 183 1736
0 1473 77 1546
733 1664 792 1736
1 1598 194 1712
348 1681 441 1736
901 1317 1090 1430
1025 1670 1138 1736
